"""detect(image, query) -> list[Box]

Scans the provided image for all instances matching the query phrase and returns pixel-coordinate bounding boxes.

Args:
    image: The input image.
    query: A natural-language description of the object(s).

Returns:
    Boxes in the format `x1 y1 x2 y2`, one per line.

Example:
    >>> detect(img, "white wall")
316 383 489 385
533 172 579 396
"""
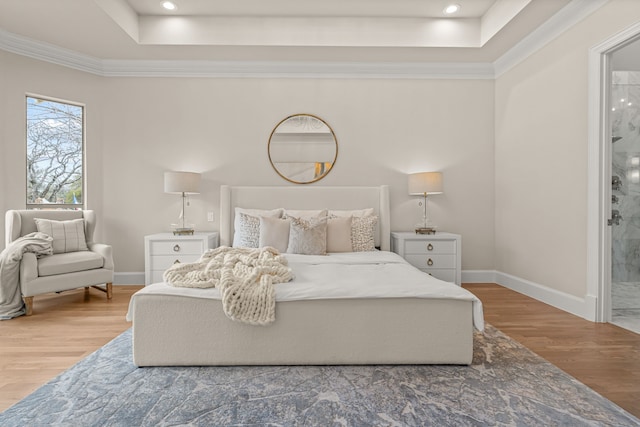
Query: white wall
494 0 640 299
1 53 495 275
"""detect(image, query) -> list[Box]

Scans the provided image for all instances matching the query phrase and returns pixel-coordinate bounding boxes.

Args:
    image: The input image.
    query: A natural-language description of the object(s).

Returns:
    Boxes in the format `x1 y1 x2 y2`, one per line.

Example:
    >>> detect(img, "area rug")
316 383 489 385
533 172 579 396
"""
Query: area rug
1 325 637 426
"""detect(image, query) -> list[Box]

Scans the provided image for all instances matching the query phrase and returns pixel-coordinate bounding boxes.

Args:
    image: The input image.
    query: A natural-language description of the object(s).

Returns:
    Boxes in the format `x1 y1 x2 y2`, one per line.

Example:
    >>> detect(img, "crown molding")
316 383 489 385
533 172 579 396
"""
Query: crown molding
101 59 495 79
493 0 609 77
0 0 608 80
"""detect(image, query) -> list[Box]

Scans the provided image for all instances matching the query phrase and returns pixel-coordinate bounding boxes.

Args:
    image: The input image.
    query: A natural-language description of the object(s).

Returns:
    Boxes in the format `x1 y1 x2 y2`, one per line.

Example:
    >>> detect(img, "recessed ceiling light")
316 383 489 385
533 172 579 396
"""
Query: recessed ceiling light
444 4 460 14
161 1 177 11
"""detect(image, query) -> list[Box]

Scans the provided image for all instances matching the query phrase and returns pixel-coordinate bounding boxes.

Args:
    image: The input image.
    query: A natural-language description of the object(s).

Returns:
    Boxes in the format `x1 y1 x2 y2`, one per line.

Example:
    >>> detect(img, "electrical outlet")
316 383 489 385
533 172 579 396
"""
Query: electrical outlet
207 212 214 222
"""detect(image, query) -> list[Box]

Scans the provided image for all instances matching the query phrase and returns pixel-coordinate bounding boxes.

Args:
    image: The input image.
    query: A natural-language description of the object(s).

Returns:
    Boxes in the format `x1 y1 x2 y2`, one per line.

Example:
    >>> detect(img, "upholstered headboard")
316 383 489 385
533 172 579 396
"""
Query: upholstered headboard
219 185 390 251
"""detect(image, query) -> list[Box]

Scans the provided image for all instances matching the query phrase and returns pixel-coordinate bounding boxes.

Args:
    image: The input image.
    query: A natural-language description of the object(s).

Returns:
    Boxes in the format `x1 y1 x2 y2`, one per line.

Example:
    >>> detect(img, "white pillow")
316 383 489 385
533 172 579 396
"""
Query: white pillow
286 216 327 255
233 208 283 247
351 216 378 252
259 216 291 253
34 218 88 254
327 216 352 253
328 208 375 218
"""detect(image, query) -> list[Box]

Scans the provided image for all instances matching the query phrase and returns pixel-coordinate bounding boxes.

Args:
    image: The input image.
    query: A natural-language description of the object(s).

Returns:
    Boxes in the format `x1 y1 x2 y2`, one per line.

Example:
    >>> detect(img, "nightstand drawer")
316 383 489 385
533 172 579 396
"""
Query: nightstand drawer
404 240 456 254
150 254 201 270
391 232 461 285
150 240 203 255
405 254 456 269
145 232 219 285
421 268 457 283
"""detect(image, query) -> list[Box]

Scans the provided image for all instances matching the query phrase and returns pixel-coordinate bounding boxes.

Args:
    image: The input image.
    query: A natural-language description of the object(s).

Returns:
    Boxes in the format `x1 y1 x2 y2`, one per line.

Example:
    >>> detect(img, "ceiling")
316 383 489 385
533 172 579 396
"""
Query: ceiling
0 0 577 64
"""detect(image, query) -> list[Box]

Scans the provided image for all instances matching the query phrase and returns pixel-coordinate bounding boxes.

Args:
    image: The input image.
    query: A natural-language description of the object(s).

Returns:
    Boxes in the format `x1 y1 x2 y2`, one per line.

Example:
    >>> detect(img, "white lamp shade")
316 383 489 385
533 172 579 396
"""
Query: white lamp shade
408 172 443 195
164 171 201 194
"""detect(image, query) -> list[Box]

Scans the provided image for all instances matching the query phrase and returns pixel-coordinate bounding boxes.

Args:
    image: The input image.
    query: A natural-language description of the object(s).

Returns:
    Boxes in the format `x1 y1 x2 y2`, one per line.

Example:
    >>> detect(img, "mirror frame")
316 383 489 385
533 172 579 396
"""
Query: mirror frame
267 113 338 184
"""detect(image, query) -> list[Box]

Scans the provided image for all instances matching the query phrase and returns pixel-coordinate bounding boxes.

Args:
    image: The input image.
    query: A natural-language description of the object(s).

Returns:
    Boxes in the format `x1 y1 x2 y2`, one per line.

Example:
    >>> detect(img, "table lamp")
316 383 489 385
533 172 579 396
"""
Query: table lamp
164 171 201 235
408 171 443 234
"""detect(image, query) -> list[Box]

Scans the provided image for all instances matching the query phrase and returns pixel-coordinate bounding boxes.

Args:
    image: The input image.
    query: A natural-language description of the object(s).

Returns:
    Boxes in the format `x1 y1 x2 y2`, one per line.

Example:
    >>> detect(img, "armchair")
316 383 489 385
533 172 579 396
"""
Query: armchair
5 210 113 315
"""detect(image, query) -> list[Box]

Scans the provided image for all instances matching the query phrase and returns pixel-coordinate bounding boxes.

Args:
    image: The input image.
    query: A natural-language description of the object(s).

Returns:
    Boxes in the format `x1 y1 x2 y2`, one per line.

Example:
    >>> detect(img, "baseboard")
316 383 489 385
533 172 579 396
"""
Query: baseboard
114 272 144 285
461 270 497 283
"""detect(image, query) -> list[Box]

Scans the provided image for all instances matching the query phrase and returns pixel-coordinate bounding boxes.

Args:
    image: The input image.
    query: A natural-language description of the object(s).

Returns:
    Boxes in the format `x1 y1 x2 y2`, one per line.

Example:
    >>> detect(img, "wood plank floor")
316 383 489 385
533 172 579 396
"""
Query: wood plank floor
0 285 141 412
1 283 639 419
465 283 640 418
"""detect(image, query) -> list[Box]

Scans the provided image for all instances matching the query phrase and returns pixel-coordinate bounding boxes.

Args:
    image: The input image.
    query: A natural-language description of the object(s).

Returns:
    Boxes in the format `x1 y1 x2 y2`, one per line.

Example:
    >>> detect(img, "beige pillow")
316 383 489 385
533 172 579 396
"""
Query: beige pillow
259 216 291 253
286 217 327 255
34 218 88 254
351 216 378 252
327 216 353 252
233 208 283 247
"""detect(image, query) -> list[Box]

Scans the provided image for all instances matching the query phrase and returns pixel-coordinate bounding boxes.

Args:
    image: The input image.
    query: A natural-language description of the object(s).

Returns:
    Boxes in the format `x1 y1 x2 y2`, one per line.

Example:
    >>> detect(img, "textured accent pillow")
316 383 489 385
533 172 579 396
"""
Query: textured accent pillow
34 218 88 254
259 216 291 253
234 213 260 248
286 216 328 255
233 208 282 247
351 216 378 252
327 216 353 253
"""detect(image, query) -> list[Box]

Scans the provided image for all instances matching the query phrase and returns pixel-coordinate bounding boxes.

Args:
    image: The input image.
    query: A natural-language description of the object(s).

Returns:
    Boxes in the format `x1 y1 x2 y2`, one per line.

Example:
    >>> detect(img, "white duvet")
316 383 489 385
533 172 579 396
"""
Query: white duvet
127 251 484 331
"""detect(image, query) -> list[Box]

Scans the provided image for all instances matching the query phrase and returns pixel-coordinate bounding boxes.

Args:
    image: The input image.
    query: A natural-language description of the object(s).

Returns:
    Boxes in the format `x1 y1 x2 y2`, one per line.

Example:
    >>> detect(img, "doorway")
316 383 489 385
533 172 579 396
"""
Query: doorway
609 43 640 334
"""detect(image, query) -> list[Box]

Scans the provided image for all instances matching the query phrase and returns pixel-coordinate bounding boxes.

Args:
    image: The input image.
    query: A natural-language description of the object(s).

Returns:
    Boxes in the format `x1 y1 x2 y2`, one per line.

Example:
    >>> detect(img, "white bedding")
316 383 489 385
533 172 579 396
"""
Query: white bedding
128 251 484 331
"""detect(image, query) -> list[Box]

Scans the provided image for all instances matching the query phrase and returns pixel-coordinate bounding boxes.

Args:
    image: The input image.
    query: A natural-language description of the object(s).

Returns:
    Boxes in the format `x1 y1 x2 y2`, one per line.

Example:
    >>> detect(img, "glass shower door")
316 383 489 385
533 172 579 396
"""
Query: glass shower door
610 70 640 334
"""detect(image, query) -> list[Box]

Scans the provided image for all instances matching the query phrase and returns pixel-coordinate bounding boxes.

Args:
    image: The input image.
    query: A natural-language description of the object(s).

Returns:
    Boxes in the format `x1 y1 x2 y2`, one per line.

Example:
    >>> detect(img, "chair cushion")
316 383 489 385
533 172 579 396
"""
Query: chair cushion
37 251 104 277
34 218 88 254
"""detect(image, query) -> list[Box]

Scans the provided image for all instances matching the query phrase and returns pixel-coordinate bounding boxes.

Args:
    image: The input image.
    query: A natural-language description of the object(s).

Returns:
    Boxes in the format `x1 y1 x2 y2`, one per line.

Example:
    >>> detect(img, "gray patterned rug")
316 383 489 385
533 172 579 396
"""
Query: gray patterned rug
1 325 637 426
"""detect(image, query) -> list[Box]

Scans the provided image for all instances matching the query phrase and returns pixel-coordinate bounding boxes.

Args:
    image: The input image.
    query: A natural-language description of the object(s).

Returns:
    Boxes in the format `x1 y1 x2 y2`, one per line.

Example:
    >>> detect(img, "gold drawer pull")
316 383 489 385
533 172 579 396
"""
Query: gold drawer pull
173 244 181 252
427 258 434 266
427 243 434 251
174 259 181 264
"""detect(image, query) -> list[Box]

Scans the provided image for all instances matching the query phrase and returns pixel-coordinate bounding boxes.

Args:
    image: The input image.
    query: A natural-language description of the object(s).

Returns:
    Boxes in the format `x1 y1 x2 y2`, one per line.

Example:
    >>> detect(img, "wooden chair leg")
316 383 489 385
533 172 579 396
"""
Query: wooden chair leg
23 296 34 316
90 283 113 300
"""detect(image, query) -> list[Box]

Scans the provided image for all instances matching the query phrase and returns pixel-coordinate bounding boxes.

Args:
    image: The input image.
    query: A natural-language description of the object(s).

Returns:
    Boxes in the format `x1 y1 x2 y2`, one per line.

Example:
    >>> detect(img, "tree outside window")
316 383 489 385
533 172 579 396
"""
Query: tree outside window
26 96 84 209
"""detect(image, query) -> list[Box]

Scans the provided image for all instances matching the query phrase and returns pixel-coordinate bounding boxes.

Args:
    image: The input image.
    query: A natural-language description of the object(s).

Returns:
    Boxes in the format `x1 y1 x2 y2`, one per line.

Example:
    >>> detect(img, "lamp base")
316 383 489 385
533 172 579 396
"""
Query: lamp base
415 227 437 235
171 223 195 235
172 228 194 236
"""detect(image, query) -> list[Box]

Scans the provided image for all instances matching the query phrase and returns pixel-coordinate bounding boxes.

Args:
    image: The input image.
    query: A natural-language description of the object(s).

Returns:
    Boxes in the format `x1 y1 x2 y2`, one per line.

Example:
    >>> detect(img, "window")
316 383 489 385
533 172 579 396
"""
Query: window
26 96 84 209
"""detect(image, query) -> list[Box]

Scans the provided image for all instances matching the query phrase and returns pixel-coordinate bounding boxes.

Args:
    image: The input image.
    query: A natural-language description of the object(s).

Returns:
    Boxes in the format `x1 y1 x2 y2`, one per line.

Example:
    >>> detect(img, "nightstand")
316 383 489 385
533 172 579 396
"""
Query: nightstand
391 231 461 285
144 232 219 285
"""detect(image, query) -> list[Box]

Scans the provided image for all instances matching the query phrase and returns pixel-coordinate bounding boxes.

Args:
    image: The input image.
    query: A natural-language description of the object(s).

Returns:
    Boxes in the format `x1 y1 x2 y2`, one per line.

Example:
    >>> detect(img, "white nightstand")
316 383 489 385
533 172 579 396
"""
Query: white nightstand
391 231 461 285
144 232 219 285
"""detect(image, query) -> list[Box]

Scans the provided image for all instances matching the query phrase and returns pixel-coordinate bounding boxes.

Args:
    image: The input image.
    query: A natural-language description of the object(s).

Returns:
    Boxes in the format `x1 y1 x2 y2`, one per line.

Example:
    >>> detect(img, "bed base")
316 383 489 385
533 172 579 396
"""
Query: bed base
132 295 474 366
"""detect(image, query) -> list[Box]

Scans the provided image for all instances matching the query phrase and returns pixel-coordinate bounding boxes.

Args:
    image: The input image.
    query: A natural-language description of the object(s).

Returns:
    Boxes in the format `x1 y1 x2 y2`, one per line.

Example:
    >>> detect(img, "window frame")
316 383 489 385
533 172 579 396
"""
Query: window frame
25 94 86 210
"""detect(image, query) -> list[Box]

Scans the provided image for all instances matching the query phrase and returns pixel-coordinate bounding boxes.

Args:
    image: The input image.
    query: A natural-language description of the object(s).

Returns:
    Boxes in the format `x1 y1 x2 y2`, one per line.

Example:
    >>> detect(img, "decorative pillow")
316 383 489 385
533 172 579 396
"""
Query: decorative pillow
34 218 88 254
328 208 375 218
233 208 282 247
351 216 378 252
327 216 353 252
286 216 328 255
259 216 291 253
233 213 260 248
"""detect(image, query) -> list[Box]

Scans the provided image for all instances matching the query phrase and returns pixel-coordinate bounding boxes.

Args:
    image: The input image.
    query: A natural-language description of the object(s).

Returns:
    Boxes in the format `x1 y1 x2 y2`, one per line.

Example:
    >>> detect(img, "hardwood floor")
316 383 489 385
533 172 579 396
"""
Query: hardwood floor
465 283 640 418
1 283 639 420
0 285 141 412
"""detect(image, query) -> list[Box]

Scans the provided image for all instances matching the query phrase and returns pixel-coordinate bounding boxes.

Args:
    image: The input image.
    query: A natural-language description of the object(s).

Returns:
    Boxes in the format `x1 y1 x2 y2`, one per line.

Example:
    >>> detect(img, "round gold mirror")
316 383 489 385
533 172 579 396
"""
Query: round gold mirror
268 114 338 184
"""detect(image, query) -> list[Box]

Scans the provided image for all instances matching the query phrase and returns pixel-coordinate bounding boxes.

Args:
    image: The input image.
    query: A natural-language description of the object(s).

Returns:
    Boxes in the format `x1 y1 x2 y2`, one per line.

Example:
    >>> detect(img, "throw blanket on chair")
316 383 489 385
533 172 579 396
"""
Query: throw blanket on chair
0 232 53 320
163 246 294 325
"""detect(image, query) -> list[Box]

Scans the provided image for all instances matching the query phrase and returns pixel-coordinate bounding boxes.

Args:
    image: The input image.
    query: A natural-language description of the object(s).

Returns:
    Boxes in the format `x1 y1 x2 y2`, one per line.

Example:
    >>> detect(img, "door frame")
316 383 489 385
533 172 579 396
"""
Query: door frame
587 22 640 322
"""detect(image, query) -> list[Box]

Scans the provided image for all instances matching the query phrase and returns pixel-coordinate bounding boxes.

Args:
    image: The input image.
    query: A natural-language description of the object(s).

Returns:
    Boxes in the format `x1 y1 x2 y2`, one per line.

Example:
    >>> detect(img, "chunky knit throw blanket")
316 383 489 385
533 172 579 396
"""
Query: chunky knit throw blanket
163 246 293 325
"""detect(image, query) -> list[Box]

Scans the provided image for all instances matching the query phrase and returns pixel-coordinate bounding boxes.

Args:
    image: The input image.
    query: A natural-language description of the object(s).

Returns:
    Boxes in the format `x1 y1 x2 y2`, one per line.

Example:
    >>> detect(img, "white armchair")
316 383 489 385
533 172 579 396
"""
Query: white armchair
5 210 113 315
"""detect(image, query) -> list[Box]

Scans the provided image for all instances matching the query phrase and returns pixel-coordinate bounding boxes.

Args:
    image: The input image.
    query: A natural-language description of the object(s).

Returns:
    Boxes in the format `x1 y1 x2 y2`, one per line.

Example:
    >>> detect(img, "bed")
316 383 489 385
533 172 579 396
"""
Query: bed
127 185 484 366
